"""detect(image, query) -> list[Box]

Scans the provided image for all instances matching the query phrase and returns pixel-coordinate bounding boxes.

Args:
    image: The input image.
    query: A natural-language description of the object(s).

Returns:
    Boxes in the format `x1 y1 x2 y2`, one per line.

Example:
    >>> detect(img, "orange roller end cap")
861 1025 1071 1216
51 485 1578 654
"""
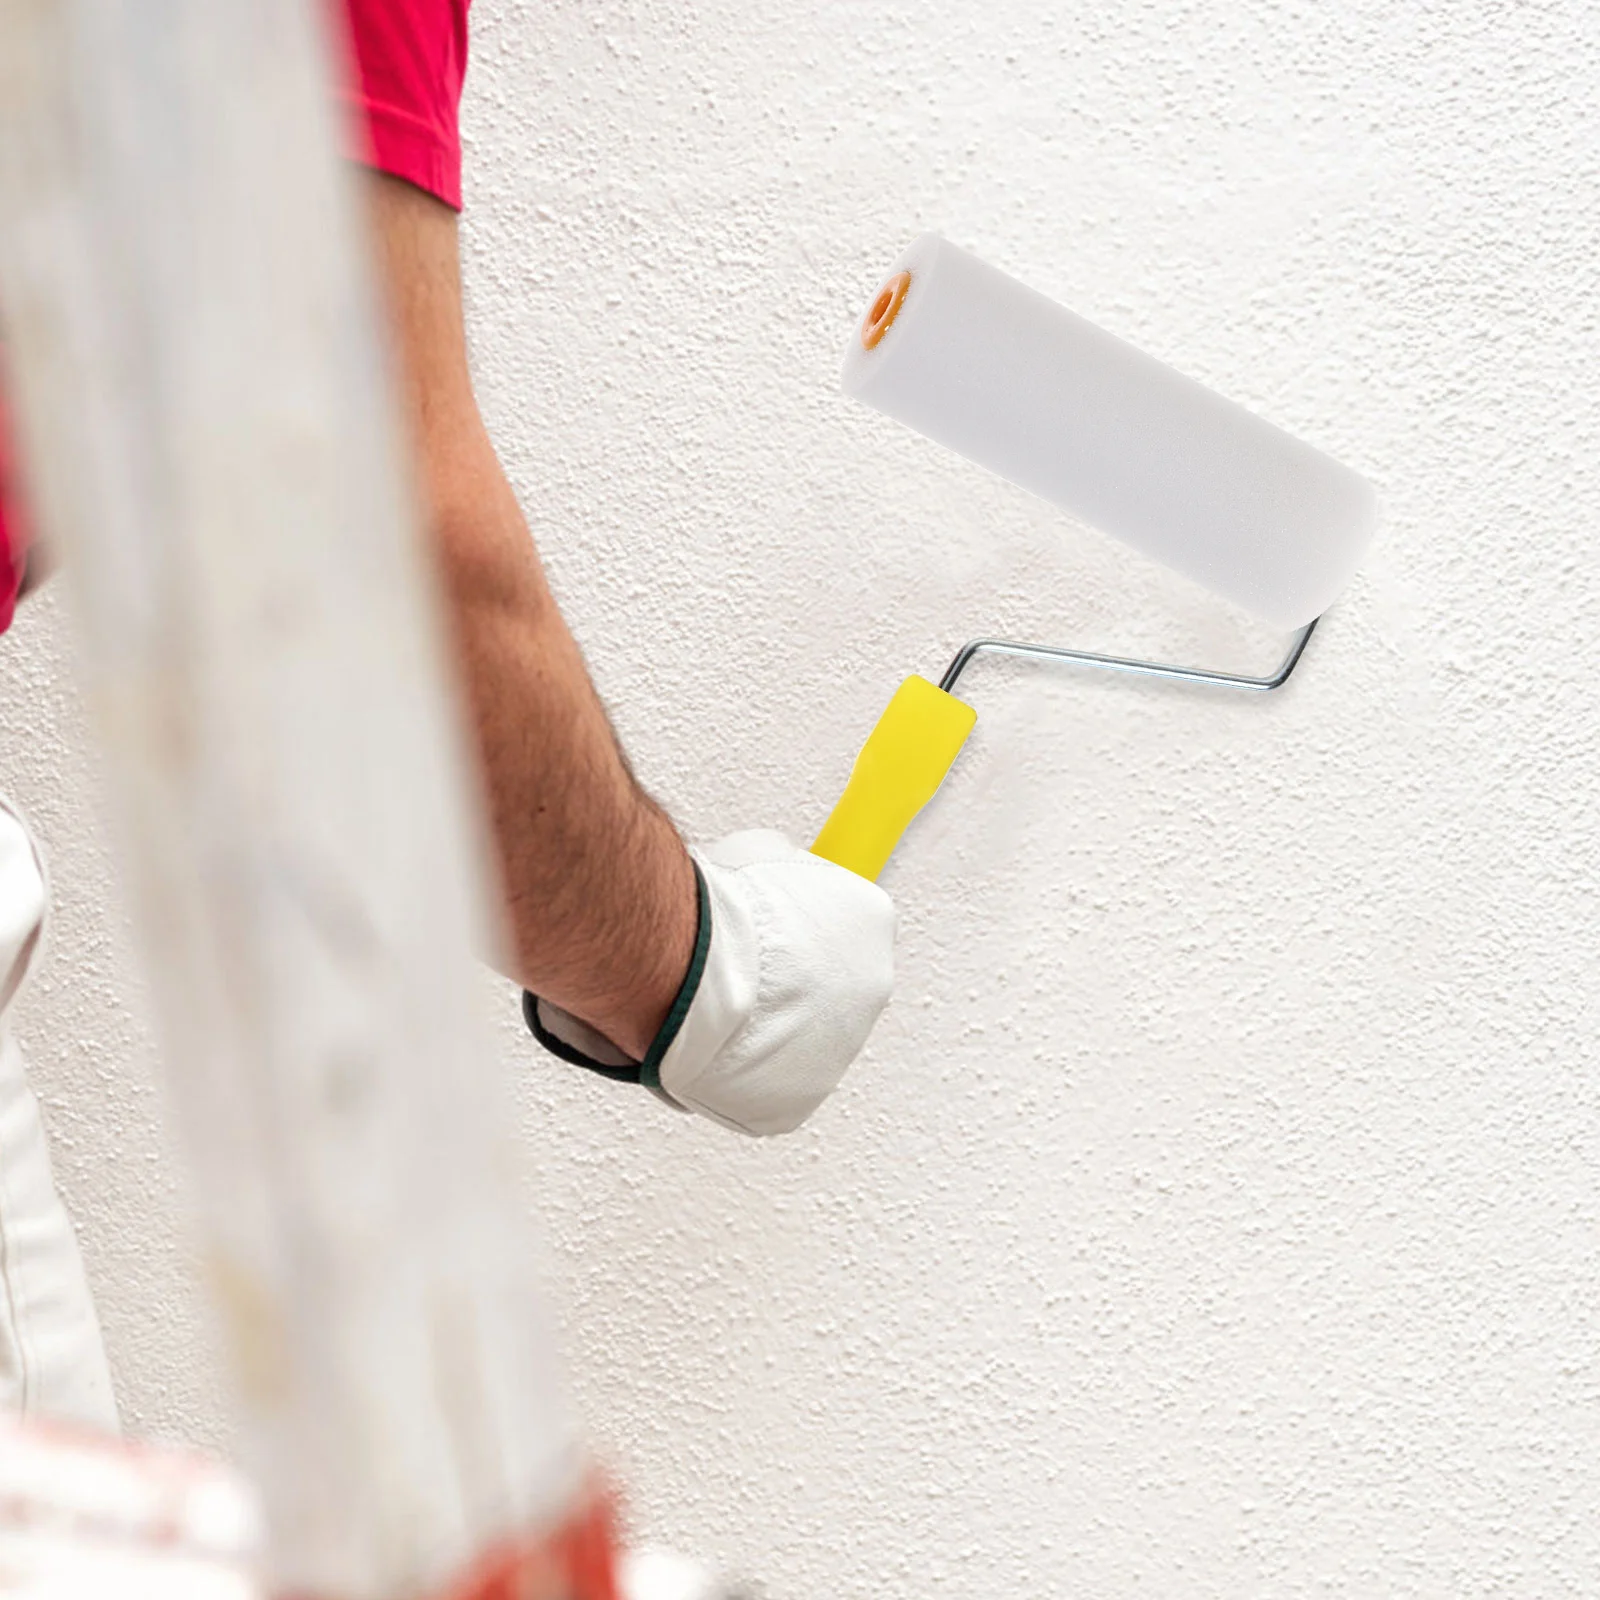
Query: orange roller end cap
860 270 911 351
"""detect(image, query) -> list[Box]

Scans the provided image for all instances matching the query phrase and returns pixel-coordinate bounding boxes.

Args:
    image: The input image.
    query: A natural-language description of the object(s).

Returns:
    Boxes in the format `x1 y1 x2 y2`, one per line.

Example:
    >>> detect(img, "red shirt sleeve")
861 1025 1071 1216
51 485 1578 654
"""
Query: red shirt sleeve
0 385 28 636
335 0 471 212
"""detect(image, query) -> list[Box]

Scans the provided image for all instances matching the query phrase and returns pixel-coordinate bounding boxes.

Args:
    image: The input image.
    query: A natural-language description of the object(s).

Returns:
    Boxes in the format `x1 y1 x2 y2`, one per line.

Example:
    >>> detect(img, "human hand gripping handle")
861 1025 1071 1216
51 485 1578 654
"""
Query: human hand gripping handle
526 680 974 1135
527 832 894 1136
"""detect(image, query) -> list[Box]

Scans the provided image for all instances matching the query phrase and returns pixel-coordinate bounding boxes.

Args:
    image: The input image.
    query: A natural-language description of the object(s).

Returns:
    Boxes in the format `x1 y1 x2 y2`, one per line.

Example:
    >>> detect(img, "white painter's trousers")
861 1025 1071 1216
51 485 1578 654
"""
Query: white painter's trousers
0 795 117 1429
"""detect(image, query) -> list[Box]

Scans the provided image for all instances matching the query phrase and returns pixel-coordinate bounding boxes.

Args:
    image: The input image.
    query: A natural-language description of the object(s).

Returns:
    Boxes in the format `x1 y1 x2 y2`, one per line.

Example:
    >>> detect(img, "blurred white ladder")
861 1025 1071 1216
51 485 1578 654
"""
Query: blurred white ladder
0 1 629 1594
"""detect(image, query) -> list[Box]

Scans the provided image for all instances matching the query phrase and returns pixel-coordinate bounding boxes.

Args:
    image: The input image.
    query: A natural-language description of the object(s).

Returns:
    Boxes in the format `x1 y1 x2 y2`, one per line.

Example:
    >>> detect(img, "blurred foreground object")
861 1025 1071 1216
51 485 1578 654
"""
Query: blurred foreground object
0 0 620 1595
0 1414 264 1599
0 1417 738 1600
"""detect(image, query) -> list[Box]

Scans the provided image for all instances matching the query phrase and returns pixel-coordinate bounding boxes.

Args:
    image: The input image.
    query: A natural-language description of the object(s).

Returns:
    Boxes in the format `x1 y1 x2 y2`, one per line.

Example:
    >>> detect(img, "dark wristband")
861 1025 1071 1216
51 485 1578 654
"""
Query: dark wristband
522 859 712 1092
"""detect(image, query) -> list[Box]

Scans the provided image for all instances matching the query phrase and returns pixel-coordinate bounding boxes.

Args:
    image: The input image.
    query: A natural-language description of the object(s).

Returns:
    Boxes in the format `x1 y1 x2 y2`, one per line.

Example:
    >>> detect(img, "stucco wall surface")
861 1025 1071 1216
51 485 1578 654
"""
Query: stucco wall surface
3 1 1599 1594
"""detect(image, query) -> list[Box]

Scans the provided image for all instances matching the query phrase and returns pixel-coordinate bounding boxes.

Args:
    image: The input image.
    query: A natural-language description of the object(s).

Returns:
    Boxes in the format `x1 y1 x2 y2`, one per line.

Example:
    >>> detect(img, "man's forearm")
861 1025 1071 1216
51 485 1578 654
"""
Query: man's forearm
433 472 698 1058
367 174 696 1060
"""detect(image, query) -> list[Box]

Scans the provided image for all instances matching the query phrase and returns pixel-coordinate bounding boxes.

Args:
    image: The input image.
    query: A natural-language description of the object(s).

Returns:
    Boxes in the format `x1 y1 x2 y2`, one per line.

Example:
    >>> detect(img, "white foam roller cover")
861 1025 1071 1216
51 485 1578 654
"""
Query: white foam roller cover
842 234 1376 629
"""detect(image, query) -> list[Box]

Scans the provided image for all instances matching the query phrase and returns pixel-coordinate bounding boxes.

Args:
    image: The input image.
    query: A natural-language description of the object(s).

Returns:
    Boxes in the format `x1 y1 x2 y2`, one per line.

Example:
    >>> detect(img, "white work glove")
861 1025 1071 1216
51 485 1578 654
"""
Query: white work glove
525 830 894 1136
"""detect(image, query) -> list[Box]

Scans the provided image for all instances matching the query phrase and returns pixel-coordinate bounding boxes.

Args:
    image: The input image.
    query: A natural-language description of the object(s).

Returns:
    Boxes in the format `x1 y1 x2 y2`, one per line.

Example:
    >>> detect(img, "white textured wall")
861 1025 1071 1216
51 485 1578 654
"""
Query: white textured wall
4 1 1599 1593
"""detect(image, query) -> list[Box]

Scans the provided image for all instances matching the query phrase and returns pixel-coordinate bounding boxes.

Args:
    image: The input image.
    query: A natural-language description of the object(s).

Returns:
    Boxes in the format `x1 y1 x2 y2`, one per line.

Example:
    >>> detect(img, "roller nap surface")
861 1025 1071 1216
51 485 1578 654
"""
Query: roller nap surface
842 234 1376 629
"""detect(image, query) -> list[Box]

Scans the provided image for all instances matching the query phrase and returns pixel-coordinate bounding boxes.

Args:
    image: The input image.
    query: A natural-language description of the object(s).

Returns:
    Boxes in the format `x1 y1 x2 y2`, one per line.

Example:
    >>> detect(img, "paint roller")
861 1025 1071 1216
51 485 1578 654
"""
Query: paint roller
810 233 1376 882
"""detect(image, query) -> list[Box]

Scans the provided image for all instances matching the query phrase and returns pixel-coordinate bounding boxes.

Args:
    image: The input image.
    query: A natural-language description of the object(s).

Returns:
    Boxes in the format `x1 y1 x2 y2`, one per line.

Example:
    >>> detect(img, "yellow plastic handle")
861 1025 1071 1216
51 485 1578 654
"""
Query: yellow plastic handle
810 675 978 881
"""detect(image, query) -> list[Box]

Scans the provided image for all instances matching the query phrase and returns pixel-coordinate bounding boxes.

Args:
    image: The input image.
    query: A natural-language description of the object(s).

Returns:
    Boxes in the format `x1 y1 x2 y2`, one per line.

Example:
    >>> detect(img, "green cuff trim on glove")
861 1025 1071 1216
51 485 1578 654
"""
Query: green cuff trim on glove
639 859 711 1093
521 859 711 1095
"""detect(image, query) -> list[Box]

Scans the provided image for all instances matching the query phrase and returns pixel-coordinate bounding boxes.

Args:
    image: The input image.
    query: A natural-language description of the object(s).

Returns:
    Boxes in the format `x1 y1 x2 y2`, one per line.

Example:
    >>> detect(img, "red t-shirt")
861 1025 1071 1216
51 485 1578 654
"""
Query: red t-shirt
0 0 469 636
0 387 26 636
336 0 470 212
